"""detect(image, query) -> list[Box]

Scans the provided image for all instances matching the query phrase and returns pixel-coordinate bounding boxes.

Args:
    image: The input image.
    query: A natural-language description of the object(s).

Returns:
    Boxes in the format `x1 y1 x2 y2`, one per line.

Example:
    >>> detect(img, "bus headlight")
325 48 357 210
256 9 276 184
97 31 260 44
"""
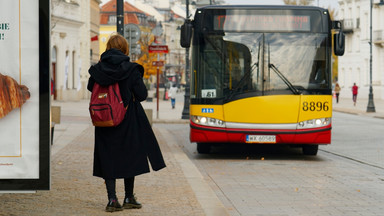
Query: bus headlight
191 116 226 128
297 118 331 129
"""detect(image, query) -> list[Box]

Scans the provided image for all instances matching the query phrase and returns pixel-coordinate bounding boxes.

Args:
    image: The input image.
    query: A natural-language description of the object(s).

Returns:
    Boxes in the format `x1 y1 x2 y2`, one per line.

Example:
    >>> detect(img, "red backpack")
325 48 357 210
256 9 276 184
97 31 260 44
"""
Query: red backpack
89 82 127 127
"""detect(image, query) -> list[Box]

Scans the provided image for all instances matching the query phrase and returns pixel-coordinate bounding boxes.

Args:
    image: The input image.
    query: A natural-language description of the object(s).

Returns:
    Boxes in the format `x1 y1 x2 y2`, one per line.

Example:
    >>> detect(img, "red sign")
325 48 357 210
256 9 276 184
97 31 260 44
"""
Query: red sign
152 61 164 67
148 45 169 53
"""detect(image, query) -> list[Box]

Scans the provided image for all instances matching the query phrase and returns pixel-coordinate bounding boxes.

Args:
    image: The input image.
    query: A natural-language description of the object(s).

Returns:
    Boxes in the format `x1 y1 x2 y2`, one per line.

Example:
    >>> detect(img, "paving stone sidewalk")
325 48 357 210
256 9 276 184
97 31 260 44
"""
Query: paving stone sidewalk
1 91 384 216
0 125 205 216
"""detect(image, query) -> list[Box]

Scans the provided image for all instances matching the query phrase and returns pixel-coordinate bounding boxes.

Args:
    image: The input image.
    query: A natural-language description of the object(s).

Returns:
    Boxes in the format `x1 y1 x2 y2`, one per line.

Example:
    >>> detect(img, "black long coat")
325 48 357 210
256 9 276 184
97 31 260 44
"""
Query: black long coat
87 48 166 179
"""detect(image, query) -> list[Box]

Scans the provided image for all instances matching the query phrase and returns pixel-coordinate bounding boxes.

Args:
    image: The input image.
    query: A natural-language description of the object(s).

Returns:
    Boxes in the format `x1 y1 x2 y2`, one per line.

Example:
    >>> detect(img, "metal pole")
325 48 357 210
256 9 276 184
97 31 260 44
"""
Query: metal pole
129 27 132 56
367 0 376 112
116 0 124 35
157 53 160 119
181 0 190 119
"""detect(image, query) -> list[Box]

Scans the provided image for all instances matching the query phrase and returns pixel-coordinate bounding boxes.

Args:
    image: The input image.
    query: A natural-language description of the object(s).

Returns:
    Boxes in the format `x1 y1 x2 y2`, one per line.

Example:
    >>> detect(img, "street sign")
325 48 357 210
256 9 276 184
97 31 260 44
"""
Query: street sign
124 24 141 44
148 45 169 53
152 26 163 36
152 61 164 67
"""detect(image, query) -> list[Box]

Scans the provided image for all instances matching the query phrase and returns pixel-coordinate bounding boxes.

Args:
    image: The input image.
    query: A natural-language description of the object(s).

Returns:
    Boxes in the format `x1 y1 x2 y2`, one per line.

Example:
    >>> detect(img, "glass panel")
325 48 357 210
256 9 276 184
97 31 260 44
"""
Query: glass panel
214 14 311 32
264 33 328 92
203 9 323 33
198 36 224 99
194 32 328 100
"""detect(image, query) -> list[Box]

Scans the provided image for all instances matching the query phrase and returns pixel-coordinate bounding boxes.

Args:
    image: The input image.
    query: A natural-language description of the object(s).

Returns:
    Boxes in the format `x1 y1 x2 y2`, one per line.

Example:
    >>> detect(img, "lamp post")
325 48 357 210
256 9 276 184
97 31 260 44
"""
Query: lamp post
181 0 190 119
116 0 124 35
367 0 376 112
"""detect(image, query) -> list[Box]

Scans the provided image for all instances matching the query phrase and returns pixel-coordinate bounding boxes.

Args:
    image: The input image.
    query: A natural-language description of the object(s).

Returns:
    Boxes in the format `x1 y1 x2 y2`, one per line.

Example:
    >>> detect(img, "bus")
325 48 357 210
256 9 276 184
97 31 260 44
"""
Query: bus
180 5 345 155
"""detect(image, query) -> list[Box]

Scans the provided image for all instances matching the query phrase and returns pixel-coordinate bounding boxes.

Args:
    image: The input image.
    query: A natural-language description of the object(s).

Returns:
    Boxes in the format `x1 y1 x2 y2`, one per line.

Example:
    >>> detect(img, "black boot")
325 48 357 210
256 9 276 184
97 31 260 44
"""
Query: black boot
123 195 142 209
105 199 123 212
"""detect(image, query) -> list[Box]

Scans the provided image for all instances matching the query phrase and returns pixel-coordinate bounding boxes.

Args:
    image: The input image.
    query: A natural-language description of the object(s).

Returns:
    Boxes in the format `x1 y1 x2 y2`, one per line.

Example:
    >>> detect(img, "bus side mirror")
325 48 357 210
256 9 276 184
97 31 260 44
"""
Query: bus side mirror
334 32 345 56
180 19 192 48
333 21 345 56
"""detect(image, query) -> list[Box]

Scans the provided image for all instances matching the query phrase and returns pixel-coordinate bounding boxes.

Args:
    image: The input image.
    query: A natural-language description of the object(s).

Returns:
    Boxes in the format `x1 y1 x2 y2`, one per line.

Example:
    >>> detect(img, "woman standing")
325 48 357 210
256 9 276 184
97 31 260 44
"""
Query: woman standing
169 83 178 109
352 83 358 106
334 83 341 103
87 34 166 212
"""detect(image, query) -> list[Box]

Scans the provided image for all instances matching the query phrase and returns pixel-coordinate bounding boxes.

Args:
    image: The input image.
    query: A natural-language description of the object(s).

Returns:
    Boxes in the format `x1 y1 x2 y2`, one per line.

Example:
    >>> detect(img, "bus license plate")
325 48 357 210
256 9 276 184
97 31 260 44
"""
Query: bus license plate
246 135 276 143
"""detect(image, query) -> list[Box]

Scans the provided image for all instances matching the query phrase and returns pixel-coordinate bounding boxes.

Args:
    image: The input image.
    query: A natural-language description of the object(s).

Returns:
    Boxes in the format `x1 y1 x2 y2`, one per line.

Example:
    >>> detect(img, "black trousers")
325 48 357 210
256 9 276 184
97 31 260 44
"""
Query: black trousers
105 177 135 200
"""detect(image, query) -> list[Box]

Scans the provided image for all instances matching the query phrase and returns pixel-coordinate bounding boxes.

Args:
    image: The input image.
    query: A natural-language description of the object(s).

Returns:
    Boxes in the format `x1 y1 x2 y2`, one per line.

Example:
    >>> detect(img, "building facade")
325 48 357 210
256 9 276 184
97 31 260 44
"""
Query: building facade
338 0 384 99
91 0 102 66
51 0 101 101
99 0 186 88
99 0 156 55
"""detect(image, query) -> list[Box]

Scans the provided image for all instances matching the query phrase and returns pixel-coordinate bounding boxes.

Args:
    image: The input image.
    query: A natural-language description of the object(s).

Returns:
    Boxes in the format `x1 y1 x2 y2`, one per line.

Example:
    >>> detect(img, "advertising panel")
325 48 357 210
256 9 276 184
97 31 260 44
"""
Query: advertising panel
0 0 50 190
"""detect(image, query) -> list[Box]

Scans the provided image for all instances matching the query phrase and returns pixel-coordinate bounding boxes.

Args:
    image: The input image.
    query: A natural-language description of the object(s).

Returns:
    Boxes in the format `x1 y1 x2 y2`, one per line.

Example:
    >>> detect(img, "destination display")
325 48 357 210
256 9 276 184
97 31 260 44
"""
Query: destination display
214 14 311 32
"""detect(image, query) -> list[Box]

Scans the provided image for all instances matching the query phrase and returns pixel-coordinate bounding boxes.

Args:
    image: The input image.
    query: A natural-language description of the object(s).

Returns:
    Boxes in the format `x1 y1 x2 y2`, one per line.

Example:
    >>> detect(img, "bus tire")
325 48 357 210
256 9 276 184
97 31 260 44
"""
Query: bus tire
197 143 211 154
302 145 318 155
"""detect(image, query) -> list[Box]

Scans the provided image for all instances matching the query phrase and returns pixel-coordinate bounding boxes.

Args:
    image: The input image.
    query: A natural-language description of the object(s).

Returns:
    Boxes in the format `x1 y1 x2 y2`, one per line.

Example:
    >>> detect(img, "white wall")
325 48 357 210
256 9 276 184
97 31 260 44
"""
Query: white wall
338 0 384 99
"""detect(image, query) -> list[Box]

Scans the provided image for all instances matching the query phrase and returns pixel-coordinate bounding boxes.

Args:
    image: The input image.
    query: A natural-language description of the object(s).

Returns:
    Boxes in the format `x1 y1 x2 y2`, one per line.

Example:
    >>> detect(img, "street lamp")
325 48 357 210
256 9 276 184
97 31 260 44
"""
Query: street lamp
181 0 190 119
367 0 376 112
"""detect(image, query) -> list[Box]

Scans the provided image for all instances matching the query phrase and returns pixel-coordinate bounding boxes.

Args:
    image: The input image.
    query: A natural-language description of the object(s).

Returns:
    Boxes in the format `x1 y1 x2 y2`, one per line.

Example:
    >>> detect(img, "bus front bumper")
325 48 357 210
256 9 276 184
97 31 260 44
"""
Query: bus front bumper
190 122 331 145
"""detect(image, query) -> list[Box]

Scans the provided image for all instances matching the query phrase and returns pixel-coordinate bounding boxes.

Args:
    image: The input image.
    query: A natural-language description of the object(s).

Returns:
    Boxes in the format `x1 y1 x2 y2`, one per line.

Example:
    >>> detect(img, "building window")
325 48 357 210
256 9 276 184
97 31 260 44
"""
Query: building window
65 51 70 89
356 6 360 29
72 51 76 89
357 68 361 87
365 59 369 86
347 35 352 53
108 15 116 25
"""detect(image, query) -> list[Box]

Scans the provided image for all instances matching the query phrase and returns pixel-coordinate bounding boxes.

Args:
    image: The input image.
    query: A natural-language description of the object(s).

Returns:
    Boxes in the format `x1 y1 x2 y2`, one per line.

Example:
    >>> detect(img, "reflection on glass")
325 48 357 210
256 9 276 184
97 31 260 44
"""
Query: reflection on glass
194 32 328 100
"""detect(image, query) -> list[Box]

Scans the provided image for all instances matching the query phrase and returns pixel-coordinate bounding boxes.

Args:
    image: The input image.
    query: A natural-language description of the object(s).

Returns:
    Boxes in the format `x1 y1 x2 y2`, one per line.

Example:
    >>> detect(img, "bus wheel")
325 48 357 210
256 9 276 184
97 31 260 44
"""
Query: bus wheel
302 145 318 155
197 143 211 154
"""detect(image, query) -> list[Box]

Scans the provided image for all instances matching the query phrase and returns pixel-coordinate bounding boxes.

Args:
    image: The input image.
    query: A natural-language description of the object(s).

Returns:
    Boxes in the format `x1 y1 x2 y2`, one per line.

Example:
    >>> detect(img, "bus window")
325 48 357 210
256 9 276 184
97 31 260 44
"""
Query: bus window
199 36 225 98
224 41 251 93
265 33 328 92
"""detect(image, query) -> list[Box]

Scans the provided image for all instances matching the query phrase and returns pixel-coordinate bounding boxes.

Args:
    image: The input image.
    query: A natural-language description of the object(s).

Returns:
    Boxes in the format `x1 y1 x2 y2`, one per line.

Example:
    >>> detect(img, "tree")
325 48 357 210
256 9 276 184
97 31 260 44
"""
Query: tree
135 31 165 79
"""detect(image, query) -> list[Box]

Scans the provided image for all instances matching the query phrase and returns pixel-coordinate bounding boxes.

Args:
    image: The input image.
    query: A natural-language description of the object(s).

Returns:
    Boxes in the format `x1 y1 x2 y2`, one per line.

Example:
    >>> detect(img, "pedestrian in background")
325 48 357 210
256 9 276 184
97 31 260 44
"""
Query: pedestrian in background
169 83 178 109
352 83 358 106
334 83 341 103
87 33 166 212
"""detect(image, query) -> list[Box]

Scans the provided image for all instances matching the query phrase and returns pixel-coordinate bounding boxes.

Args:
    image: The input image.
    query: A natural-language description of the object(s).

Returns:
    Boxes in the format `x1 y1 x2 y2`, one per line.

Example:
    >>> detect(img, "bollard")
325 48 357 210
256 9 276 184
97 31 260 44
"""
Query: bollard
51 106 61 145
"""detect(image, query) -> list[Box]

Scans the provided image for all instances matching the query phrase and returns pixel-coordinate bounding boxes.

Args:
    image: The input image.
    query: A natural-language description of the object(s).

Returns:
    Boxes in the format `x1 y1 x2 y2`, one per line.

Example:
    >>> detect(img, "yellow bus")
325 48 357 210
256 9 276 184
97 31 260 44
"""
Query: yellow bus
180 5 345 155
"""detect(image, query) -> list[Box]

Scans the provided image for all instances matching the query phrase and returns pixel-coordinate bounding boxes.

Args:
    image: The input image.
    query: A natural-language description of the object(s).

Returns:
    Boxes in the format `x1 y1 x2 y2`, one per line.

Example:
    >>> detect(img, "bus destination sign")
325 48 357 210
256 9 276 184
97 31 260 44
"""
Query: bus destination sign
214 15 311 32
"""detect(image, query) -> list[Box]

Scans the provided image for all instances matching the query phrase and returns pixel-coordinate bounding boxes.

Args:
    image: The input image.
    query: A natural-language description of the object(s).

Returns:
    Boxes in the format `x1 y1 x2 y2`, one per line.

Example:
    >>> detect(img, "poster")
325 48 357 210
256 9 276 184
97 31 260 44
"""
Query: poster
0 0 49 189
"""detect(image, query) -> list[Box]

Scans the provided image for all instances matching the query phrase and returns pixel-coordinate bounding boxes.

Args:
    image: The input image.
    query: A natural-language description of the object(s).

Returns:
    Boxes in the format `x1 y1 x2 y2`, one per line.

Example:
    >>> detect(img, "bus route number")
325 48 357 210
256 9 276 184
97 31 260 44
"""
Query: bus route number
201 89 216 98
302 101 329 112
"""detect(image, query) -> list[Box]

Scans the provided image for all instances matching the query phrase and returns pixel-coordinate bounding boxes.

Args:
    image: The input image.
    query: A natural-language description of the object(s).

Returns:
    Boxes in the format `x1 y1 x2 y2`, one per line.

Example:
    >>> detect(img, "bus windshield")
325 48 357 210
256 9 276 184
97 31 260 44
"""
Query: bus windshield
191 8 330 101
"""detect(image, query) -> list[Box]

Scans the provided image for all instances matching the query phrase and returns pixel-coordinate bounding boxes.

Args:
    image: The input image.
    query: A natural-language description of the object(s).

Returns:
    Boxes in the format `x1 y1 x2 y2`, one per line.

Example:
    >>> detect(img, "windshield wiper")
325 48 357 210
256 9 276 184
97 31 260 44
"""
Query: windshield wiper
267 43 300 95
268 63 301 95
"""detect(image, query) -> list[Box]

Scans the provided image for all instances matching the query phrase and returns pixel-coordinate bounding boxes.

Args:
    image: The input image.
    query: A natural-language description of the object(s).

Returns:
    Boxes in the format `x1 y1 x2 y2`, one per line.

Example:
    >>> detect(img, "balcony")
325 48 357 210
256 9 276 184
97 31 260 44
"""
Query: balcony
373 0 384 5
373 30 384 46
341 19 354 33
